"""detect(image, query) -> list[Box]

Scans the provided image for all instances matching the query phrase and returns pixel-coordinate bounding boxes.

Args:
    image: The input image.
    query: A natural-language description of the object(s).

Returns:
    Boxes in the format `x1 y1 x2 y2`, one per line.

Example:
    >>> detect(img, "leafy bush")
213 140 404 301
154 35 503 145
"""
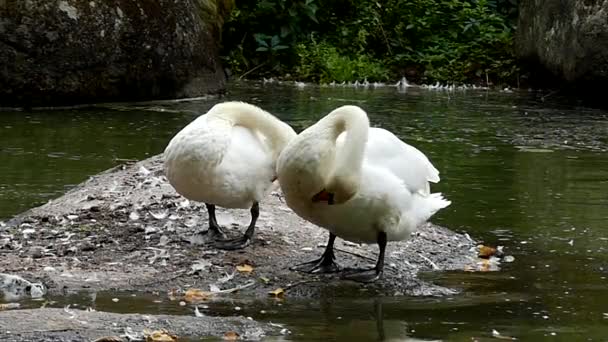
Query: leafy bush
295 39 390 83
221 0 520 86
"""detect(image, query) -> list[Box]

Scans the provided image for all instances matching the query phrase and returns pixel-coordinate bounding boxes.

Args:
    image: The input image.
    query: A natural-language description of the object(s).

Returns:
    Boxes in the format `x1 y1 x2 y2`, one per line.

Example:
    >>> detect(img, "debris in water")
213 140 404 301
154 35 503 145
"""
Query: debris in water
112 298 119 303
491 329 516 340
223 331 240 341
183 289 213 303
478 245 498 258
268 288 285 298
144 329 178 342
0 303 21 310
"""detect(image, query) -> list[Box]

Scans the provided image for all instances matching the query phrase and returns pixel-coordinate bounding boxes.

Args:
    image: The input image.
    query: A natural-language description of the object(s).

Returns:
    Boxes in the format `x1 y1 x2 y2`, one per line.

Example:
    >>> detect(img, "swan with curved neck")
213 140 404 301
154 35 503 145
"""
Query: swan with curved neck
164 101 296 250
277 105 450 282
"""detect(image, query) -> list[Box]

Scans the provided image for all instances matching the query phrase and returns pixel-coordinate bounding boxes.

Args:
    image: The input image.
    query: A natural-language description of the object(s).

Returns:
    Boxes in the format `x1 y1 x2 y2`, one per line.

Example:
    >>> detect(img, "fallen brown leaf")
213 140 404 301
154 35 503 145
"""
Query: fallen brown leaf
183 288 214 303
0 303 20 311
236 264 254 273
268 288 285 298
478 245 497 259
223 331 240 340
145 329 178 342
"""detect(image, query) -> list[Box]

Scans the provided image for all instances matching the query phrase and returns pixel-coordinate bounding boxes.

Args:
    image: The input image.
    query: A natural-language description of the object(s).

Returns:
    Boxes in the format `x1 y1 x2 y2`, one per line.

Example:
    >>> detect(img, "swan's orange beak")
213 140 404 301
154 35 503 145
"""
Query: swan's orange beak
311 189 335 204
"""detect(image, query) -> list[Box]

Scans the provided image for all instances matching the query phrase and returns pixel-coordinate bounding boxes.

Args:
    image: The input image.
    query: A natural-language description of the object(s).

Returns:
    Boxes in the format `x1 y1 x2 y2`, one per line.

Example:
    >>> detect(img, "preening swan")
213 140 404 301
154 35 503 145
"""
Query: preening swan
164 101 296 250
276 105 450 282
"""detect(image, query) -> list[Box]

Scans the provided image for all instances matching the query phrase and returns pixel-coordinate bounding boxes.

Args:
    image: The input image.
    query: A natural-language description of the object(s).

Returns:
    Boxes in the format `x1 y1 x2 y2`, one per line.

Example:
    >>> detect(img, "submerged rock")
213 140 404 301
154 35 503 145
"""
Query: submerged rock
0 0 232 107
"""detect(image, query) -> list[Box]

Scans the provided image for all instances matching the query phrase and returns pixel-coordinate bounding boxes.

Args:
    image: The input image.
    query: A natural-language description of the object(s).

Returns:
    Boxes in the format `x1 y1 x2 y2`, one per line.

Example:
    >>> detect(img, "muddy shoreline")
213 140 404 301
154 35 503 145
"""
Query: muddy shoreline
1 155 497 340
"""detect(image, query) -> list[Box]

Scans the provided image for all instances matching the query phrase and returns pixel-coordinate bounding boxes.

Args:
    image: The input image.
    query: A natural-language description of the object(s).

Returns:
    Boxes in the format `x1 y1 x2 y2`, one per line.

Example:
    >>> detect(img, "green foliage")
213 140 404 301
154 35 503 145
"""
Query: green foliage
295 39 390 83
221 0 520 85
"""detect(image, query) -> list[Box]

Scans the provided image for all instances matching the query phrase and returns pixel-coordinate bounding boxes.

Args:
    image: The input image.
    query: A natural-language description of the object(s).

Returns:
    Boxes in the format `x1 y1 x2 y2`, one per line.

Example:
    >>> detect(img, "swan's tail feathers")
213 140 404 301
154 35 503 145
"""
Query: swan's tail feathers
414 192 451 223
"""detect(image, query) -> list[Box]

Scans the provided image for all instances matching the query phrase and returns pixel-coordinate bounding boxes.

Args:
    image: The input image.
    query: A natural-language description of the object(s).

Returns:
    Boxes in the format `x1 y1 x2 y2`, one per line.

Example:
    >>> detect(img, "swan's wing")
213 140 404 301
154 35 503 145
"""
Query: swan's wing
344 128 440 195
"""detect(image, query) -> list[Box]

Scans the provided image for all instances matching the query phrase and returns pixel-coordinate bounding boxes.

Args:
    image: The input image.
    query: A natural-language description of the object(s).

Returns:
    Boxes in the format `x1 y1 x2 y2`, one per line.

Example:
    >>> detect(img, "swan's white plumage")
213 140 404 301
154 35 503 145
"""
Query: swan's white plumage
277 105 450 244
337 127 440 195
164 101 296 209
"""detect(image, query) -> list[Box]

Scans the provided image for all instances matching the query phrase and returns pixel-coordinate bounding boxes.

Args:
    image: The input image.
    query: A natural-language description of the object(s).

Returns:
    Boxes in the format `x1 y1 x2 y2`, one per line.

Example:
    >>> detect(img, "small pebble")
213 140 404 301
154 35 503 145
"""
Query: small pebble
29 246 45 259
234 306 241 311
112 298 119 303
179 301 186 306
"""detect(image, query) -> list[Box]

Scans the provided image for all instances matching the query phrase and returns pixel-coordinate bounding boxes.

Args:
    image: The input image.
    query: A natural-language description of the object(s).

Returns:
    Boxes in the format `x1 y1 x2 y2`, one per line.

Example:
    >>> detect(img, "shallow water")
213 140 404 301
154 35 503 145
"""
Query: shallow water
2 82 608 340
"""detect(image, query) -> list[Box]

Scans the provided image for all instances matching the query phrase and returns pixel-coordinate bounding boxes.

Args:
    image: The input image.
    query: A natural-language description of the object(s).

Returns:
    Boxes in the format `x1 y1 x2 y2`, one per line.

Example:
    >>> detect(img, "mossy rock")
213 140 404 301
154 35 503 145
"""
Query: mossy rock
0 0 233 107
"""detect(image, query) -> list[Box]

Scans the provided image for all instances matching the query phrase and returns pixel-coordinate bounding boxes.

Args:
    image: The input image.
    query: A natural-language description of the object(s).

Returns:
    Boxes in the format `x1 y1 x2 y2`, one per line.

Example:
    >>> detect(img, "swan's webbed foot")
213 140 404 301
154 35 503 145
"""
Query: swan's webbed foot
290 255 341 274
213 234 251 250
341 231 387 283
204 222 228 240
290 232 340 274
212 202 259 251
340 267 383 283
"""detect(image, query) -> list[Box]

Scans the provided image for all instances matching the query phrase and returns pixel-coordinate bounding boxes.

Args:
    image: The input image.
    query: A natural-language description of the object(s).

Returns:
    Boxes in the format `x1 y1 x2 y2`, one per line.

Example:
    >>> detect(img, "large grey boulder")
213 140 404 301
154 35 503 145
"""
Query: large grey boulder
516 0 608 86
0 0 231 107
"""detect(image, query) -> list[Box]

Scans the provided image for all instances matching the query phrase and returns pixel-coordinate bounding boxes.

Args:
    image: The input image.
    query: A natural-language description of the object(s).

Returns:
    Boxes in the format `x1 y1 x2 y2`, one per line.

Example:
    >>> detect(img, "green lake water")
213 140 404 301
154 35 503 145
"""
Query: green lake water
1 82 608 340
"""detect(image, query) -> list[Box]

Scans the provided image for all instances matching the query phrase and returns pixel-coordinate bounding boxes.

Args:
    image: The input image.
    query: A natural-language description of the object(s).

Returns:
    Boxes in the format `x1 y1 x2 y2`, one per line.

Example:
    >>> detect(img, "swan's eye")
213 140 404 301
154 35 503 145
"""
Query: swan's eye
311 189 335 204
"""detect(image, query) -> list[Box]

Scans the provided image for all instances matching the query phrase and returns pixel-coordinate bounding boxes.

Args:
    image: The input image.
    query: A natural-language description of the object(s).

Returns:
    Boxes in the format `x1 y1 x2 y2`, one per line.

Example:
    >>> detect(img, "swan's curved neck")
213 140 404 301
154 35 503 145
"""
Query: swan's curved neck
207 102 295 158
320 105 369 187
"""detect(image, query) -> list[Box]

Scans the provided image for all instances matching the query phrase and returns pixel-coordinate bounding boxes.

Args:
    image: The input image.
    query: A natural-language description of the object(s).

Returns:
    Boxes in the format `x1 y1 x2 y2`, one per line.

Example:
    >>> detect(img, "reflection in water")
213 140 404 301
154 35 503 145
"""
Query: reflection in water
1 82 608 340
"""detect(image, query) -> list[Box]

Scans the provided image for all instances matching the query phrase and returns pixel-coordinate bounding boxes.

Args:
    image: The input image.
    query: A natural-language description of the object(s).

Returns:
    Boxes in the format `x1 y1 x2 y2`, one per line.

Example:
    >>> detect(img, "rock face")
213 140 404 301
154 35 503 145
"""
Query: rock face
516 0 608 86
0 0 231 107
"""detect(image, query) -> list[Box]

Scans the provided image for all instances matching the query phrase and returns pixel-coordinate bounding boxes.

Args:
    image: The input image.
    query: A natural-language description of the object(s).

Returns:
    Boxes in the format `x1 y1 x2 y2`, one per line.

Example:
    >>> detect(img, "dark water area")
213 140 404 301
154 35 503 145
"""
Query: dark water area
1 82 608 340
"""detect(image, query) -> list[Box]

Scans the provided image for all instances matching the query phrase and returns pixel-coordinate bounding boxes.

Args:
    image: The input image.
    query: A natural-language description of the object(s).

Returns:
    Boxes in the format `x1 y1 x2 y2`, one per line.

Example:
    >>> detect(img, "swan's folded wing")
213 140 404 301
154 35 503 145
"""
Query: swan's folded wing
362 128 440 195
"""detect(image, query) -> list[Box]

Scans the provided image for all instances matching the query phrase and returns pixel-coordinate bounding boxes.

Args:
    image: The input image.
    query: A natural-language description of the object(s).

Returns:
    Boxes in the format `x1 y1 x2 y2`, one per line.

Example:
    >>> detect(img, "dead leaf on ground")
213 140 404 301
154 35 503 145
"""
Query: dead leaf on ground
236 264 254 273
0 303 20 311
183 288 214 303
268 288 285 298
223 331 240 340
478 245 498 258
145 329 178 342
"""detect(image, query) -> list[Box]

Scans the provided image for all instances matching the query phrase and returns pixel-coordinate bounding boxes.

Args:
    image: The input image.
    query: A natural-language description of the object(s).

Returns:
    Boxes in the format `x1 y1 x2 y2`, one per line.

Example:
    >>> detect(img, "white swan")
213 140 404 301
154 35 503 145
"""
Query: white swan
276 105 450 282
164 101 297 250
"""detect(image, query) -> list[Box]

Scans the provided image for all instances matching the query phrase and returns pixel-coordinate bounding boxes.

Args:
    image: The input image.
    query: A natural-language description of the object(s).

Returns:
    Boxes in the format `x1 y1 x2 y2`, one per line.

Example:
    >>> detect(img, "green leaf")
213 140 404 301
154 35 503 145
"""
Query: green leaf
270 35 280 47
256 46 269 52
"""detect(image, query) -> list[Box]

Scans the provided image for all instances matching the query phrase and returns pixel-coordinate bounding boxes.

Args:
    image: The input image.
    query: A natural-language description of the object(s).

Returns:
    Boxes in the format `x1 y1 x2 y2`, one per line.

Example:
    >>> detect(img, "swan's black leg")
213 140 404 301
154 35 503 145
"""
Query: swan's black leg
213 202 259 250
341 231 387 283
291 232 341 273
204 203 227 239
